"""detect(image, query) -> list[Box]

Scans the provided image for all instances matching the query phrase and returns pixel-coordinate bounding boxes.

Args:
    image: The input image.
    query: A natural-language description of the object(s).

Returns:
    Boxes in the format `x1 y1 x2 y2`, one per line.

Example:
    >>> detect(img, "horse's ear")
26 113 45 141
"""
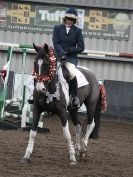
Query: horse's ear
33 43 40 52
43 43 49 54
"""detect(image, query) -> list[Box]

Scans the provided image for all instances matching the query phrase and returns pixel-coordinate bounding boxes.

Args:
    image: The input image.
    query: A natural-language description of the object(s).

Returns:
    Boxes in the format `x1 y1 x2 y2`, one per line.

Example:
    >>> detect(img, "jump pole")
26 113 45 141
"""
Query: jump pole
0 46 13 119
83 50 133 58
0 46 19 129
0 42 45 130
0 42 34 129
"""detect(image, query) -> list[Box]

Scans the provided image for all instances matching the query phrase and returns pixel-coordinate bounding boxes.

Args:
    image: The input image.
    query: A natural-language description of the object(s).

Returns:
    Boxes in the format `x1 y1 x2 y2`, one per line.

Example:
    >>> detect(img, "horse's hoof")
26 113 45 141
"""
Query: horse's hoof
79 152 87 158
20 158 30 164
69 161 77 166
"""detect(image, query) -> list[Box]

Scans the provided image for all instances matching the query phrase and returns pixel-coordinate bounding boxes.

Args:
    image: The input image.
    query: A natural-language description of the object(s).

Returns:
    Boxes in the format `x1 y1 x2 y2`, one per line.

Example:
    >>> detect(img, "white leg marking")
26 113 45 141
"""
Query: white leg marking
63 121 76 162
82 119 95 147
75 124 81 151
23 130 37 159
21 104 30 128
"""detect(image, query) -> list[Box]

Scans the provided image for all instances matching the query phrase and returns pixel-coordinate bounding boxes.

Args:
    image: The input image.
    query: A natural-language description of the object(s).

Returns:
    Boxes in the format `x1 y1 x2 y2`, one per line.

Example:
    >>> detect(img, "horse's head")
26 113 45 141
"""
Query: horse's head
33 43 56 93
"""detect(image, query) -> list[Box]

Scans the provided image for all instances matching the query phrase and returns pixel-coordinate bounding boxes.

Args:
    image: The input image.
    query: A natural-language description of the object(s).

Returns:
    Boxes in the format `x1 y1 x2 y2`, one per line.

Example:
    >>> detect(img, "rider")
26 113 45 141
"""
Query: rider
52 7 85 109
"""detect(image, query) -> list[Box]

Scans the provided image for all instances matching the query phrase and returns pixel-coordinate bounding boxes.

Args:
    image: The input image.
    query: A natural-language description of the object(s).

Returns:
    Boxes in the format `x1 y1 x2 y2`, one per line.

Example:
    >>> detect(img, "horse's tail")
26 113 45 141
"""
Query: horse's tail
90 84 107 139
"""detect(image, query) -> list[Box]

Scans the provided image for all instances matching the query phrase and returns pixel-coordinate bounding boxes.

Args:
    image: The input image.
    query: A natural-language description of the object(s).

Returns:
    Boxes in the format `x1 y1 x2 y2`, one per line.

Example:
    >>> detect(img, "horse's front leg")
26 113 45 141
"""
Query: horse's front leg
69 110 82 155
58 111 76 165
74 123 82 156
21 105 42 163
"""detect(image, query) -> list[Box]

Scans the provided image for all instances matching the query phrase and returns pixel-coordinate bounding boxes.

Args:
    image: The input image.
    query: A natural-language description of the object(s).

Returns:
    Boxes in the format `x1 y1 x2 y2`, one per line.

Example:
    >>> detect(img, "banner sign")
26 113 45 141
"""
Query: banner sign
0 1 131 40
84 9 131 40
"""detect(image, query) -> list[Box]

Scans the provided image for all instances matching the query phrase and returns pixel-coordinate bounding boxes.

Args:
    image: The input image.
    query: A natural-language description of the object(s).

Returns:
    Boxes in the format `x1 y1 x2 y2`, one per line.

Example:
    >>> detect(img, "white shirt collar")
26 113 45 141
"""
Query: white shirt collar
66 26 70 34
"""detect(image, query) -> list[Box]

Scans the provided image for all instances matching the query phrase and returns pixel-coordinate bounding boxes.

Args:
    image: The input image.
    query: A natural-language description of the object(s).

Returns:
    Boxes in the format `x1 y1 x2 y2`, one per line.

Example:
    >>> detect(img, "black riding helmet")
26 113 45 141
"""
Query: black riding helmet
63 8 78 24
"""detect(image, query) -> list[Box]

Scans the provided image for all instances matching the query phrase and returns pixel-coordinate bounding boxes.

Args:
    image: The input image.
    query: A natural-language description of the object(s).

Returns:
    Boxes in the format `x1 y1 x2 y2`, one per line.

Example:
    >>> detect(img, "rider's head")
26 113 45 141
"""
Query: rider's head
63 8 78 26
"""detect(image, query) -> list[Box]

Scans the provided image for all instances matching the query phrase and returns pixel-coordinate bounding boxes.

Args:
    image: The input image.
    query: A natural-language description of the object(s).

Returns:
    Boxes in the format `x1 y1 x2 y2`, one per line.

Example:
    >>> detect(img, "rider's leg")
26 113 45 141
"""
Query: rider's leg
65 62 80 109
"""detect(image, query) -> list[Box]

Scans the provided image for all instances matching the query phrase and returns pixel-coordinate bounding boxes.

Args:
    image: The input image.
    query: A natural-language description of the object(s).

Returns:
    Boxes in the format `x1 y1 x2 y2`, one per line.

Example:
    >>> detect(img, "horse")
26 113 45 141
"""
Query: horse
21 43 106 165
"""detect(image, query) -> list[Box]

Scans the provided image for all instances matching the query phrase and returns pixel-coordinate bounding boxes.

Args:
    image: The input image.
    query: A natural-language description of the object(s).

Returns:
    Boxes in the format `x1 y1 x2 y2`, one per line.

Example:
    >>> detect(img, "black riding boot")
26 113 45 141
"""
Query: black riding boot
69 77 80 110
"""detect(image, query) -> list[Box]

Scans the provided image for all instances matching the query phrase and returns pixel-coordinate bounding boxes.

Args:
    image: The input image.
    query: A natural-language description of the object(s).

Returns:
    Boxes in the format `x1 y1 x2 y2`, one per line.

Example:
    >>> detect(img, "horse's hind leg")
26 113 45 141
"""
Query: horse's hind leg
21 106 42 163
80 100 96 154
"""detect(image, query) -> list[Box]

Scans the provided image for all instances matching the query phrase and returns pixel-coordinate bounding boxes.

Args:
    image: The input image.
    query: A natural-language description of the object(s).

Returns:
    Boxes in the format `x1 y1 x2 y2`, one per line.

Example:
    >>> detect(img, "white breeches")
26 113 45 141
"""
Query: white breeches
65 62 76 80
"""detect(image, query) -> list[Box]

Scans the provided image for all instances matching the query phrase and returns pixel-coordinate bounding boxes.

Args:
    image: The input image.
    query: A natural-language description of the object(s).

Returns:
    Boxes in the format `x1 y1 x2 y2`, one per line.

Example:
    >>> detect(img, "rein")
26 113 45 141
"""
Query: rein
32 47 56 83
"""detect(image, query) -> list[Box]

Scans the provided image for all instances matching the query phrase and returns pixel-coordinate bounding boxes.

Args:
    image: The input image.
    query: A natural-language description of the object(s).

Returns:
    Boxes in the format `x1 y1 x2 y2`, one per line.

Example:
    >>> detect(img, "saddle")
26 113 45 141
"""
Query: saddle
58 63 89 89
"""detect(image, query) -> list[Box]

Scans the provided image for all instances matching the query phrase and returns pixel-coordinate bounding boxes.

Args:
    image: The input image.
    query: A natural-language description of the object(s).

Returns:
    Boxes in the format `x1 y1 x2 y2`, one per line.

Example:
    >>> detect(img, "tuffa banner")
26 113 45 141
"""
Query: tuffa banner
0 1 131 40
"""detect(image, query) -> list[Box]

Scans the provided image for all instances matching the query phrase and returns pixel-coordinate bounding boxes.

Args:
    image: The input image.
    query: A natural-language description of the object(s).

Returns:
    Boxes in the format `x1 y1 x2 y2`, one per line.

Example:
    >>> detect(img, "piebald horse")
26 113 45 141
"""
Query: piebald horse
21 43 106 165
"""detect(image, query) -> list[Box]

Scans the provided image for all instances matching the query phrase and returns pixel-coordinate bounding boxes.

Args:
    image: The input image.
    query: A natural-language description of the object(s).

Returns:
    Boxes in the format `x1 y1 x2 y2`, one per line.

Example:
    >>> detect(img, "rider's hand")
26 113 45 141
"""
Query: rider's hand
60 55 67 62
65 48 71 55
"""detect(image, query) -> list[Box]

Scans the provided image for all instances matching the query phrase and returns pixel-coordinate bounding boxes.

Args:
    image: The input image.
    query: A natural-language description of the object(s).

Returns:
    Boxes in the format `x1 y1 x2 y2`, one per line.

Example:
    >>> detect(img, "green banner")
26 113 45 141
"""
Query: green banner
0 1 131 40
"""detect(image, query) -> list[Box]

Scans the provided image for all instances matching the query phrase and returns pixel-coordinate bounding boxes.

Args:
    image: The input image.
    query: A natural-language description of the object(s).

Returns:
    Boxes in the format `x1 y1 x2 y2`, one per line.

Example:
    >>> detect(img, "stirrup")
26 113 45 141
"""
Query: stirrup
71 97 80 110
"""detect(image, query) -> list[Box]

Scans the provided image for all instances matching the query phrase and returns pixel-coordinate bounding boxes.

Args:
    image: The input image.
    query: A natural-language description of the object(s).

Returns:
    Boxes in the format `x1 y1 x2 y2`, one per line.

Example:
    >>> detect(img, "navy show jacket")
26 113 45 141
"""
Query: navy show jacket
52 24 85 66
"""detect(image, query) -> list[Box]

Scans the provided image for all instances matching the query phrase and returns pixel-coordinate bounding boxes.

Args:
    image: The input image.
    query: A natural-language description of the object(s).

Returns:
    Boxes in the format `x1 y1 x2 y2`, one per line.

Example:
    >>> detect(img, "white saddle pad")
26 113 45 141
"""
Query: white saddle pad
58 67 89 89
76 68 89 88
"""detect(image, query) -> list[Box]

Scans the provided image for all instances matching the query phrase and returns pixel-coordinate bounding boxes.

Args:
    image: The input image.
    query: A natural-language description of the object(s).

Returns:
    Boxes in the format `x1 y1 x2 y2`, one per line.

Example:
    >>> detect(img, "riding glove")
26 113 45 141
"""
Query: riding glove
60 55 67 62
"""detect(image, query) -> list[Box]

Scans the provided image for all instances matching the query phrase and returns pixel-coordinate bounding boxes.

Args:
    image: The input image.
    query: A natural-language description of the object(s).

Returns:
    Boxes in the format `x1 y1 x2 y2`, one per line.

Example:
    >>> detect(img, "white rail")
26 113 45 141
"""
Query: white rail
0 42 35 52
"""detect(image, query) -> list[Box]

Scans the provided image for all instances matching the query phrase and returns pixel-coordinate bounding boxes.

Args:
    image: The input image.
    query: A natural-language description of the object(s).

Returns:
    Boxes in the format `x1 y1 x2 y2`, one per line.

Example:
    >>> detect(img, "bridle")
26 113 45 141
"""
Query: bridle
32 47 56 84
32 46 60 102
